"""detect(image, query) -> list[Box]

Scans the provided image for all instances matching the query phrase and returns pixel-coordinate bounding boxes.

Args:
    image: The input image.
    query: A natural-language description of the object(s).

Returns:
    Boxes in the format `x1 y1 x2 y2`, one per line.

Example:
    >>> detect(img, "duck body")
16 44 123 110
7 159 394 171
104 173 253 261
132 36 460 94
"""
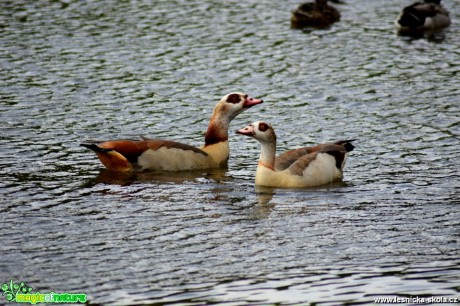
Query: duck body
291 0 340 29
237 121 354 188
81 92 263 172
395 0 450 33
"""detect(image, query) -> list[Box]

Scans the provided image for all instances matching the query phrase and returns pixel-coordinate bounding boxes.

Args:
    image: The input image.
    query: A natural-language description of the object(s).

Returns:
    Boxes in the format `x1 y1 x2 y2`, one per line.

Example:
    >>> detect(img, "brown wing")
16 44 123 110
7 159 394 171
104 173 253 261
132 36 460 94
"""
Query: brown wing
146 139 208 155
287 153 318 176
275 140 354 171
286 145 350 177
275 146 316 171
98 139 207 160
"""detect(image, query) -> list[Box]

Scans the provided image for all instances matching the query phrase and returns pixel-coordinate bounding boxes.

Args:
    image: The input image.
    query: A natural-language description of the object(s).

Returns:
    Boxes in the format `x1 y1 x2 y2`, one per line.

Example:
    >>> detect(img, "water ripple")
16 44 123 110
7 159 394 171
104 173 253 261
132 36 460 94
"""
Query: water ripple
1 0 460 304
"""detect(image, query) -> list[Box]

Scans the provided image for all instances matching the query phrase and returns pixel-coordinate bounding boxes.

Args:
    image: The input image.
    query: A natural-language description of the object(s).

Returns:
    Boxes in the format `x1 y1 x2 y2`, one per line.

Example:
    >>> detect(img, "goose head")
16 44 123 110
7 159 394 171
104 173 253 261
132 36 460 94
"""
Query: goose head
204 93 263 147
213 92 264 121
236 121 276 144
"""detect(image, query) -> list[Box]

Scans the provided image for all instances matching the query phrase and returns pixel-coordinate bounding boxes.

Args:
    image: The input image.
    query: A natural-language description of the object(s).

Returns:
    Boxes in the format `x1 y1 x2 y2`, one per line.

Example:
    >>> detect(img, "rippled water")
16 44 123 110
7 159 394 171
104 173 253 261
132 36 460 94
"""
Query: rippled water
1 0 459 304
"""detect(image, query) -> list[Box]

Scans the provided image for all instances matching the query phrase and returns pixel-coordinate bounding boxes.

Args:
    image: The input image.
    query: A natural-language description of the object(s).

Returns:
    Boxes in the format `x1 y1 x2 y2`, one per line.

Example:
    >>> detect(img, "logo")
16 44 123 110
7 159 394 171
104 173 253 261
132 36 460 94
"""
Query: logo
1 280 86 304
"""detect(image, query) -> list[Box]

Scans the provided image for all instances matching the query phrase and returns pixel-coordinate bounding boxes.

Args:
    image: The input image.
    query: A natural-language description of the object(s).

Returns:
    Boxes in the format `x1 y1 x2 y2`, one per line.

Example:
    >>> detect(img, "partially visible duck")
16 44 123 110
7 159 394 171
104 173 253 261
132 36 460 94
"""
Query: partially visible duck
395 0 451 34
81 92 263 172
236 121 355 188
291 0 341 29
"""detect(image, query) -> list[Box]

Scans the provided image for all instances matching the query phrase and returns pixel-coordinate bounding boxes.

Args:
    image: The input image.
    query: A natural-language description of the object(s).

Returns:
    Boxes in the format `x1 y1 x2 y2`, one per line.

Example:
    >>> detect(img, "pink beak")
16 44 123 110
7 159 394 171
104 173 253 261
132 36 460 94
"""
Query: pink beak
243 95 263 108
236 125 255 136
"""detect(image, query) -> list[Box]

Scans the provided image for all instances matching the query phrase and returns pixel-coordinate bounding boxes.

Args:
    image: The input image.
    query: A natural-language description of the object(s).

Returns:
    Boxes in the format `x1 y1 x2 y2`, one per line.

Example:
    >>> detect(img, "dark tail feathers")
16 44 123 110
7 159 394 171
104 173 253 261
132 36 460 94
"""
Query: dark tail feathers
80 143 112 153
334 139 355 152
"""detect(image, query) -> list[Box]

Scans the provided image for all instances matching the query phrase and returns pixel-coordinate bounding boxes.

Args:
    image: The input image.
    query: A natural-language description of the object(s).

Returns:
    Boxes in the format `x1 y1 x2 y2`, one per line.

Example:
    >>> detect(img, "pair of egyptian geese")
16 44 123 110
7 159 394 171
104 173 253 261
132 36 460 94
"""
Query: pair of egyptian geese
291 0 451 33
82 92 355 188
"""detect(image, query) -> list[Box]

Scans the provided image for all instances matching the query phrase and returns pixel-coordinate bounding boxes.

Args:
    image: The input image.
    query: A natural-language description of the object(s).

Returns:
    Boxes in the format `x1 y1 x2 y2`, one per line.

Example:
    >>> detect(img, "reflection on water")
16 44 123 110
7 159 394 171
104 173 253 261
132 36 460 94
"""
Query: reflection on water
396 28 449 43
254 181 349 211
1 0 459 304
86 168 229 186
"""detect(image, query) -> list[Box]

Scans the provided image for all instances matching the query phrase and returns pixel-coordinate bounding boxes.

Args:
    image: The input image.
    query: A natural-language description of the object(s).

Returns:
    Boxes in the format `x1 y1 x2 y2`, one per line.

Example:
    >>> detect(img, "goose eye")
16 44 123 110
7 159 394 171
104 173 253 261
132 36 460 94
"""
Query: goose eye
259 123 269 132
227 93 241 104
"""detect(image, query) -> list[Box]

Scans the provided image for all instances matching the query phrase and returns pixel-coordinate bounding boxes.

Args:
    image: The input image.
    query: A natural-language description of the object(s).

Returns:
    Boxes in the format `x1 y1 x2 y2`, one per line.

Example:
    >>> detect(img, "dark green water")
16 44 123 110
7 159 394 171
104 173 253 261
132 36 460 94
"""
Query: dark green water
1 0 459 304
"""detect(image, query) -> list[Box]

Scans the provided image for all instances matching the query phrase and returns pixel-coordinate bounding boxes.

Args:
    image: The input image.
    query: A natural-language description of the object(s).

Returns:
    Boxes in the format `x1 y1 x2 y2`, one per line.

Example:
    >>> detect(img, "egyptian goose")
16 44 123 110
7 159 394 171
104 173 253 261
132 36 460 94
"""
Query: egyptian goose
395 0 450 34
291 0 341 29
81 92 263 172
236 121 355 188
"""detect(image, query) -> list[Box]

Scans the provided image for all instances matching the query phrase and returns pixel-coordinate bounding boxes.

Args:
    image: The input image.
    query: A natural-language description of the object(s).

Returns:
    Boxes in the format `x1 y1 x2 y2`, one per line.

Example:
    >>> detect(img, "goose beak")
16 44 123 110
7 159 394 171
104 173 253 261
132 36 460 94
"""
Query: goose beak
243 95 263 108
236 125 255 136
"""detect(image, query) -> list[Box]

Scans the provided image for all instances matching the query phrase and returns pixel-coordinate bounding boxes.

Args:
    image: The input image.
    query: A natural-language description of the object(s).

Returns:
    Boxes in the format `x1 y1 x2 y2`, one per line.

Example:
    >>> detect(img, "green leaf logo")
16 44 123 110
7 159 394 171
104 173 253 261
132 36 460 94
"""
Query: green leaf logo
1 280 33 302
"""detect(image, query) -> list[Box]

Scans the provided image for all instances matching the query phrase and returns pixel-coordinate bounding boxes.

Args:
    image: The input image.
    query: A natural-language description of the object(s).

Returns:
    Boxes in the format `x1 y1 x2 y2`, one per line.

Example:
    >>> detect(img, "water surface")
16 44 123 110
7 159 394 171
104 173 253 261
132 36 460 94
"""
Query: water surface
1 0 459 304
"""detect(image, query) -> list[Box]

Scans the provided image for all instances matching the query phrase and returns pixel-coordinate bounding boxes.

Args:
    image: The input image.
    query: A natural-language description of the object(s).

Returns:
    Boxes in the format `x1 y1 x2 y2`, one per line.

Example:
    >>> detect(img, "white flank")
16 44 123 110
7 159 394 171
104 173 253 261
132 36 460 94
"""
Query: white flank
255 153 342 188
137 141 229 171
138 147 211 171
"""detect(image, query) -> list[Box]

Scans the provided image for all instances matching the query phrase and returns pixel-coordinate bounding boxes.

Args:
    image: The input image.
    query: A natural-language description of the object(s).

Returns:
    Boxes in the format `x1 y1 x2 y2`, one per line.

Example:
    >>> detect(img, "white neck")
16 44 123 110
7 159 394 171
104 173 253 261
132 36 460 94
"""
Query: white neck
258 141 276 170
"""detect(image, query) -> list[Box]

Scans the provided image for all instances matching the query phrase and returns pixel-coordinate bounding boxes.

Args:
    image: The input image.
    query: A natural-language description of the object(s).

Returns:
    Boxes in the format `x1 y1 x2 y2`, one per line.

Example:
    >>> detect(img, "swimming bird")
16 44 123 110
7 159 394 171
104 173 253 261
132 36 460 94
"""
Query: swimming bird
81 92 263 172
291 0 341 29
395 0 451 34
236 121 355 188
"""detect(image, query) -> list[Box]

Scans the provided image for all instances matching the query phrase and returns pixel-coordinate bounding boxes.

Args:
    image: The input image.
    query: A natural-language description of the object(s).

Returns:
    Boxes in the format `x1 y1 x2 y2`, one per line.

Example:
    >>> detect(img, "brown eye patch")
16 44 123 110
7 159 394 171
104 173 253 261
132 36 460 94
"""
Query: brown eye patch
227 93 241 104
259 122 269 132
